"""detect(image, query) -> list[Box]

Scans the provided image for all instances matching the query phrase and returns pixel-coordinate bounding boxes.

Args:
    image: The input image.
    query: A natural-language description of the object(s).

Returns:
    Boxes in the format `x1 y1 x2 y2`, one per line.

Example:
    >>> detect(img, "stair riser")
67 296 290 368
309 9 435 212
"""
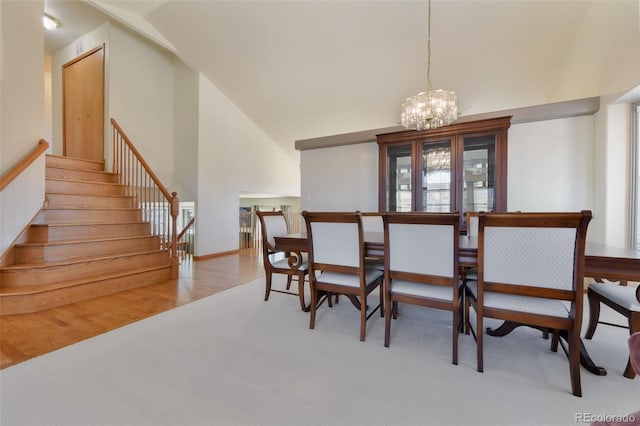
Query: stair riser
46 193 134 209
27 223 152 242
46 167 116 183
46 156 104 171
46 180 127 196
15 237 161 263
36 209 142 224
0 267 172 315
1 251 171 287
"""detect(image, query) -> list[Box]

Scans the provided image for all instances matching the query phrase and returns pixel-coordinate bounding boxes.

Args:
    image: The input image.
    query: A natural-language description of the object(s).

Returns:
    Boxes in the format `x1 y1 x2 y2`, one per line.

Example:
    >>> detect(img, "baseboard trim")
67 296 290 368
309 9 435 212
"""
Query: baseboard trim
194 249 240 261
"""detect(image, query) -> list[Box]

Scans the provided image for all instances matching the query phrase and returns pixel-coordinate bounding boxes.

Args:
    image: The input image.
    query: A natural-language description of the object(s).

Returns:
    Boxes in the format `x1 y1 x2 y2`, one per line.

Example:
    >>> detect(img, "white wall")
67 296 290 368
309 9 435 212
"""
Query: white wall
1 1 45 171
300 116 604 238
196 73 300 256
51 22 176 183
0 0 46 255
52 22 110 157
507 116 594 213
108 24 175 182
0 158 46 255
44 56 53 143
301 142 378 211
173 59 198 202
602 102 631 248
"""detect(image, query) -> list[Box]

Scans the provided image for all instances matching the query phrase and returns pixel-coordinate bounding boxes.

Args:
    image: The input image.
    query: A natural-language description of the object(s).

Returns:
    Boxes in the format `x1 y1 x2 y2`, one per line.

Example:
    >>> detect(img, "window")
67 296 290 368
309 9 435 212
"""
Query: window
378 116 511 232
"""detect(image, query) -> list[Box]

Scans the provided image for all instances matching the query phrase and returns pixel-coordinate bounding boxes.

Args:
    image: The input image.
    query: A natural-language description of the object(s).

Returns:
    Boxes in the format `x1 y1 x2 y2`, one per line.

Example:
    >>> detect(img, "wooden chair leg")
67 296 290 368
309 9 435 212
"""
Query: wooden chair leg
568 329 582 397
309 285 317 330
464 295 471 335
624 314 639 379
550 330 559 352
392 301 398 320
379 281 384 317
264 273 272 301
477 310 484 373
297 273 307 311
286 275 293 290
584 290 601 340
384 295 392 347
452 307 459 365
360 291 367 342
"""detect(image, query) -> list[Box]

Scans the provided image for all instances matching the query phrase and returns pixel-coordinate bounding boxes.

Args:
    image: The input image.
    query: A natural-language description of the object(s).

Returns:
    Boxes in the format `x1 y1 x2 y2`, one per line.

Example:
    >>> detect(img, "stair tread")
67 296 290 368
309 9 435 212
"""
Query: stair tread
15 235 156 248
46 154 104 165
46 164 114 174
3 249 168 270
46 192 132 198
46 177 124 187
0 265 171 296
43 207 140 211
31 221 148 227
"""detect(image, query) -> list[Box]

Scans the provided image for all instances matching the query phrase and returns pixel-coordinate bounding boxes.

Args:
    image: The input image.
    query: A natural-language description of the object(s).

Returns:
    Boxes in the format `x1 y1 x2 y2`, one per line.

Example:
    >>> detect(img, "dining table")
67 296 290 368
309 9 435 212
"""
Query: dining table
274 231 640 376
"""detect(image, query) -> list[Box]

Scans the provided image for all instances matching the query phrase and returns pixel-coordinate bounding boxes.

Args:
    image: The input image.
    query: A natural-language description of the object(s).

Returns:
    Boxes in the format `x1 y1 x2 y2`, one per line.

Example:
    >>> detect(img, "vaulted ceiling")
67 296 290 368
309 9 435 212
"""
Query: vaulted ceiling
44 0 640 159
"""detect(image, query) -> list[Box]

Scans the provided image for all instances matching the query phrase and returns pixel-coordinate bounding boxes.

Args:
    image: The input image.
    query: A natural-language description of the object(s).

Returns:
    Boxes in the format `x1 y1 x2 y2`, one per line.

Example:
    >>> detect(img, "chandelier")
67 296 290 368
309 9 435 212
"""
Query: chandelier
401 0 458 131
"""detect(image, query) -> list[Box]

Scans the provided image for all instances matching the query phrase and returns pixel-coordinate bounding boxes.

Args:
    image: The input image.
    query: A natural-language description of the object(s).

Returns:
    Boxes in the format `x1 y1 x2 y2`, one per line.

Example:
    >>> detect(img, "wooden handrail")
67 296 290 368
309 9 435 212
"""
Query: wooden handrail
177 217 195 241
0 140 50 191
110 118 172 201
111 118 180 278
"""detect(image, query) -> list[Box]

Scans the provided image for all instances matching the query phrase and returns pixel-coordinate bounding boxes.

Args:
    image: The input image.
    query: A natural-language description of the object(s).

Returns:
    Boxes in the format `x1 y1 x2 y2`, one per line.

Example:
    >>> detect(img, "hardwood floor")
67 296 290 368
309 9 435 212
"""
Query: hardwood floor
0 249 265 370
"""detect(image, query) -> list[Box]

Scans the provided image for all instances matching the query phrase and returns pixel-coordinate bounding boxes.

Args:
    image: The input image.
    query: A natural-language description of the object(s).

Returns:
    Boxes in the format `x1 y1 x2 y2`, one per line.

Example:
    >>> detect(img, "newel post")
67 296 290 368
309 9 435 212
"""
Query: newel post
170 192 180 278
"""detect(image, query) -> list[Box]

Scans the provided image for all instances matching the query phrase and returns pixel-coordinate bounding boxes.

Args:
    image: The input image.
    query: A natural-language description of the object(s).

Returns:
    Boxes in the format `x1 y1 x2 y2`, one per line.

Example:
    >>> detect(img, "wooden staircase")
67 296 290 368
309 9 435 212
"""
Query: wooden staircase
0 155 173 315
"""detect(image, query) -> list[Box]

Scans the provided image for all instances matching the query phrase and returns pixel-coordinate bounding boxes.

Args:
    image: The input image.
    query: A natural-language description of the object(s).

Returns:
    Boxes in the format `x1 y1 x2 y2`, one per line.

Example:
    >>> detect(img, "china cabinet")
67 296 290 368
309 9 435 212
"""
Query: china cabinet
377 116 511 231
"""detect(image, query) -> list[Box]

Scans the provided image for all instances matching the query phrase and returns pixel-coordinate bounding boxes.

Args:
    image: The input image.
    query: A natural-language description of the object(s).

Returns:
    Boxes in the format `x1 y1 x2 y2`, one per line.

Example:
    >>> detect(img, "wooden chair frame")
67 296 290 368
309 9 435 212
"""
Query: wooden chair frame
383 212 461 364
585 280 640 378
303 211 384 341
256 211 309 311
464 210 592 397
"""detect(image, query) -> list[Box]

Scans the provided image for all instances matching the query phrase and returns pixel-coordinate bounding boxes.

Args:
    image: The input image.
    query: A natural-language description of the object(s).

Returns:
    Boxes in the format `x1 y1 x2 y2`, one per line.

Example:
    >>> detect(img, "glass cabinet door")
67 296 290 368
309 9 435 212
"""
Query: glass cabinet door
386 143 413 212
420 140 452 212
462 135 496 226
377 116 510 225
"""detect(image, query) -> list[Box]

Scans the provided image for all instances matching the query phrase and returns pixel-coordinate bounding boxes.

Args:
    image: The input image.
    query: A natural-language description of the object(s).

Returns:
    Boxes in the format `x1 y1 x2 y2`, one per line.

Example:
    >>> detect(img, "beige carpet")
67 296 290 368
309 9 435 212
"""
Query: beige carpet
1 277 639 426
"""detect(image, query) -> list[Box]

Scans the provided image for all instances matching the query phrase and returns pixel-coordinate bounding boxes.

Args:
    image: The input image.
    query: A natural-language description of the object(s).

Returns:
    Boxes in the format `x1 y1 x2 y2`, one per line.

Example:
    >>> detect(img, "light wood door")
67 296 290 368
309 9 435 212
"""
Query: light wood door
63 45 105 162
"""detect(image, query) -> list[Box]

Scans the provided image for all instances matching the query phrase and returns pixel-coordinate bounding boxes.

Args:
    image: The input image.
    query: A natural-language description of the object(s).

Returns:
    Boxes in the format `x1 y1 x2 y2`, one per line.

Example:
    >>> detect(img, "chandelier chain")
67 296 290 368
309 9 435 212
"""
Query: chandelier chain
427 0 432 90
400 0 458 131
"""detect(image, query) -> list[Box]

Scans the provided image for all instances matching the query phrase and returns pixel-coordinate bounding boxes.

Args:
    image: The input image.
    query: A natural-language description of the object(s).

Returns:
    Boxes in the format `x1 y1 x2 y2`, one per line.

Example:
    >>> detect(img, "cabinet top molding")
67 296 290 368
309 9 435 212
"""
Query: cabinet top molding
376 116 512 144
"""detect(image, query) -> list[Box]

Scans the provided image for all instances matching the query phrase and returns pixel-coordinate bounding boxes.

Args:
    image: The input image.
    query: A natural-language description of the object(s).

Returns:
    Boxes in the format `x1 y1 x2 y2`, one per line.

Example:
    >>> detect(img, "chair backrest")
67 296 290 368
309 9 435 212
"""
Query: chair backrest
384 213 460 283
466 211 479 237
478 211 592 302
302 211 363 273
256 211 289 252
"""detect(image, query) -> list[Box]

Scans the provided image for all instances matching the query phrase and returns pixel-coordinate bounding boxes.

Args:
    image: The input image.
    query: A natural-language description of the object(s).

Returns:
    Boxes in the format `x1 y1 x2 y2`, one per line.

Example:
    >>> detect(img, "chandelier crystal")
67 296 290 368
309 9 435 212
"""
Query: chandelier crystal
401 0 458 131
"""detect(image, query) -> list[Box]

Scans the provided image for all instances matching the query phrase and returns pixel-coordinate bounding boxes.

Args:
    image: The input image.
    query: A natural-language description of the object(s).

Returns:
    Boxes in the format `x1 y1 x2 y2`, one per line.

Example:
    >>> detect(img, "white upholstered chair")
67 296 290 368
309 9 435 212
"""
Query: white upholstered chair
383 212 462 364
464 211 592 397
585 281 640 378
302 211 384 341
256 211 309 311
